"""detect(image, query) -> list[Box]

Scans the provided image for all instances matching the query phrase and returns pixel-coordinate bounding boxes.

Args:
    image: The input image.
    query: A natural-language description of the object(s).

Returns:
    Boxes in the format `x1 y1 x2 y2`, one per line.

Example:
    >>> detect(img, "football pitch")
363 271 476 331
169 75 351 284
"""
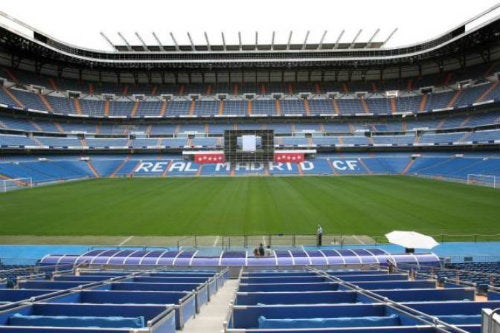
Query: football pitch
0 176 499 241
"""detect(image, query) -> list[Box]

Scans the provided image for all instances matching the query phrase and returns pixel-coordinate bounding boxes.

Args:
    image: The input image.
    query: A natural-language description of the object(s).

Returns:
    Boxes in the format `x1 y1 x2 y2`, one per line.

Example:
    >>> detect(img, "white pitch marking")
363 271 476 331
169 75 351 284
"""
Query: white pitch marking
352 235 366 245
119 236 134 246
213 236 219 247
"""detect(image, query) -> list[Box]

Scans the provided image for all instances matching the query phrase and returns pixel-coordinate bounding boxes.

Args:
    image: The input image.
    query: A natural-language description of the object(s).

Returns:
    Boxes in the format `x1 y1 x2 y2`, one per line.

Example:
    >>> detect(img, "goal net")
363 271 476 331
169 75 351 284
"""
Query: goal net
467 174 498 189
0 178 33 192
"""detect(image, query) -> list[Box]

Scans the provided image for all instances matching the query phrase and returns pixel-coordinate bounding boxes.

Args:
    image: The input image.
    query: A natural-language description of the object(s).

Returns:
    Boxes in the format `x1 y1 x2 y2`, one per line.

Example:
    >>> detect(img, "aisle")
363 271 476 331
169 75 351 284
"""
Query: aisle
180 278 239 333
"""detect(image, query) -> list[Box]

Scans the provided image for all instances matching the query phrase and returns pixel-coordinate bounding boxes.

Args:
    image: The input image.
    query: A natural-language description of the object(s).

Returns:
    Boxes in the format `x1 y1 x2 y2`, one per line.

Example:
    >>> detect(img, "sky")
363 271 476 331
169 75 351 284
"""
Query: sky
0 0 499 51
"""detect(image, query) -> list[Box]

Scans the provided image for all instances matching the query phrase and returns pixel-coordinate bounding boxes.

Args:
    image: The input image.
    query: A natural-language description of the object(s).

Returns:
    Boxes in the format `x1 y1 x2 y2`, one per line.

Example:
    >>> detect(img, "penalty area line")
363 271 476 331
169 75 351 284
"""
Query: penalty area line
119 236 134 246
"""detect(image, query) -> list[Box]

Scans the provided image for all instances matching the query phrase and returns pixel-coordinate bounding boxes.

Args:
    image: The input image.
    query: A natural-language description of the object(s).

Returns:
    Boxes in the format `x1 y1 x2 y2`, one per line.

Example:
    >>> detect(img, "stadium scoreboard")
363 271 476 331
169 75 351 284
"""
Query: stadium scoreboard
224 130 274 163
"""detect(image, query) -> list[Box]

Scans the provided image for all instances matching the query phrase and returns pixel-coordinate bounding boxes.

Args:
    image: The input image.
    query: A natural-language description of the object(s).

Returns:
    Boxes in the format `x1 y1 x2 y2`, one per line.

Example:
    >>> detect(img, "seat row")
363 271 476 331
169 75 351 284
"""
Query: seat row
1 129 499 151
0 266 229 332
1 81 499 117
226 268 500 332
1 154 499 185
1 108 499 137
2 61 498 96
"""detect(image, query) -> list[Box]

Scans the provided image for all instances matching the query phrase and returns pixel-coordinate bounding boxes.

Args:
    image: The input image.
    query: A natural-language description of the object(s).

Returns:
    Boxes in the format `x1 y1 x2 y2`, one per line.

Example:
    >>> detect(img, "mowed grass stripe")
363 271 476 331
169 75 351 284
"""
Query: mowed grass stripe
0 176 499 236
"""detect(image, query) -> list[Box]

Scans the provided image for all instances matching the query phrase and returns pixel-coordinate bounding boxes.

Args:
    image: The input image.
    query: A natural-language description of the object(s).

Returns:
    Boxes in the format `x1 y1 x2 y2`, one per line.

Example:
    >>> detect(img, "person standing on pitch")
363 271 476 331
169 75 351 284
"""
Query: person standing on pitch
316 224 323 246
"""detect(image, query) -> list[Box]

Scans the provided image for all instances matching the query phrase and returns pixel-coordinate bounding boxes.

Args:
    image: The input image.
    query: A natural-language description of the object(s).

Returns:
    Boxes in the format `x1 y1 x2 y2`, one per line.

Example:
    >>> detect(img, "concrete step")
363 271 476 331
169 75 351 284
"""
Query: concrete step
180 278 239 333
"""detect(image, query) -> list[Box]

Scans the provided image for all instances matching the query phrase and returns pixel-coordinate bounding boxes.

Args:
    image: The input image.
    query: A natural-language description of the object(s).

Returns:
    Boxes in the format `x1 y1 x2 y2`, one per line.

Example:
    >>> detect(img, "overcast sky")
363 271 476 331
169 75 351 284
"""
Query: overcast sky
1 0 499 51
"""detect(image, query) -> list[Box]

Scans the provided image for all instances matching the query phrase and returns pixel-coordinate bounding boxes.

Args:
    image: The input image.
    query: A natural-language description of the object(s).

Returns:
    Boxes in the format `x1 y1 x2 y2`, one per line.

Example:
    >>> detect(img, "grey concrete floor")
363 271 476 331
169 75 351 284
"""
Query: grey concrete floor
179 279 239 333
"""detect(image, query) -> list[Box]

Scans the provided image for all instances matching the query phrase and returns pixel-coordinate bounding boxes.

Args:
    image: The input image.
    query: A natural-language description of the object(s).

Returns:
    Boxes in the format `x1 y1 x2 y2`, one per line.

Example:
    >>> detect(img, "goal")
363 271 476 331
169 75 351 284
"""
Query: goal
0 178 33 192
467 174 498 189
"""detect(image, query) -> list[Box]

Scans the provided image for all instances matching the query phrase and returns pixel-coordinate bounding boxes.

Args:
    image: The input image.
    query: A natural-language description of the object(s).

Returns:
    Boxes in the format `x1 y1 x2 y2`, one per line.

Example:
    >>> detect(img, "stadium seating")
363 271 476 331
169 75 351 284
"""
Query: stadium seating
224 268 500 332
2 112 499 142
1 153 499 182
109 100 135 117
365 98 392 115
2 11 500 333
401 261 500 293
395 95 422 113
281 98 306 115
419 132 468 145
32 260 485 332
2 62 497 97
78 99 104 116
308 98 335 115
1 116 40 132
0 35 499 190
165 100 190 116
1 97 499 148
135 100 163 116
223 100 247 116
252 99 276 116
0 88 21 107
3 266 229 331
36 136 82 147
372 134 415 145
467 129 500 143
45 94 76 114
0 134 38 147
9 89 47 111
85 138 129 148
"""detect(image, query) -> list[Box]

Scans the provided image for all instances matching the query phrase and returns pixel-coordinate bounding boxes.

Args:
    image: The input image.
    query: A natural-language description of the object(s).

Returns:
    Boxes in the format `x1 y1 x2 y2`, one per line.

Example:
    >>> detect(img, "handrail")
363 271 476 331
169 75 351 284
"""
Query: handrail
307 266 470 333
483 307 500 333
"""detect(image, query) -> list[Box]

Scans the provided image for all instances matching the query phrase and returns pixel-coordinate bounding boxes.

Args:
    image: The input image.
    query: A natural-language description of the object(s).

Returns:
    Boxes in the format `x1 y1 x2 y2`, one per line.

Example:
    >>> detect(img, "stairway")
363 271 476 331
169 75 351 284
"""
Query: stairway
159 101 168 116
86 161 100 178
48 78 58 91
39 94 54 113
390 97 396 114
275 99 281 116
130 101 139 117
218 100 224 116
332 99 340 115
446 90 462 108
110 156 130 178
246 100 253 116
2 87 24 108
303 99 310 116
419 94 428 112
189 100 196 116
475 82 498 103
360 97 370 113
73 98 82 115
401 159 416 175
104 100 110 116
181 279 239 333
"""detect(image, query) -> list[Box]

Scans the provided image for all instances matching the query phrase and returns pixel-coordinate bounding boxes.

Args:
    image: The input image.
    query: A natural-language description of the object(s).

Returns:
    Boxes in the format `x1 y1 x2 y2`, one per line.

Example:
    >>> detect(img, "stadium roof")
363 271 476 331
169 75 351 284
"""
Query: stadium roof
103 30 390 53
1 0 499 51
0 3 499 80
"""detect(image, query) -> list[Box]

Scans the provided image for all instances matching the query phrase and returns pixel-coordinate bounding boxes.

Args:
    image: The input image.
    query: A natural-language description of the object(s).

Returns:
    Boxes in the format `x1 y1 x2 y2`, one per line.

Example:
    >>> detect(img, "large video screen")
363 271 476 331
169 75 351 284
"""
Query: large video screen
224 129 274 163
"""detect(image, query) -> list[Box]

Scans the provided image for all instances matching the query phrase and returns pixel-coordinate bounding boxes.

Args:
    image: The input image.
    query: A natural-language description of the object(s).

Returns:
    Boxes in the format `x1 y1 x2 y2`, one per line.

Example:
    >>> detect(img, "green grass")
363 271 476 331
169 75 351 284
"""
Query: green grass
0 176 499 237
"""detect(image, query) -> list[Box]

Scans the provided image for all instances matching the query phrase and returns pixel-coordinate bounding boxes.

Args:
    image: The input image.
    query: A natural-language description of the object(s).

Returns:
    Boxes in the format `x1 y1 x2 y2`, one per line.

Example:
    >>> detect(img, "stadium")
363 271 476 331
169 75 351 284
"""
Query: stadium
0 2 500 332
